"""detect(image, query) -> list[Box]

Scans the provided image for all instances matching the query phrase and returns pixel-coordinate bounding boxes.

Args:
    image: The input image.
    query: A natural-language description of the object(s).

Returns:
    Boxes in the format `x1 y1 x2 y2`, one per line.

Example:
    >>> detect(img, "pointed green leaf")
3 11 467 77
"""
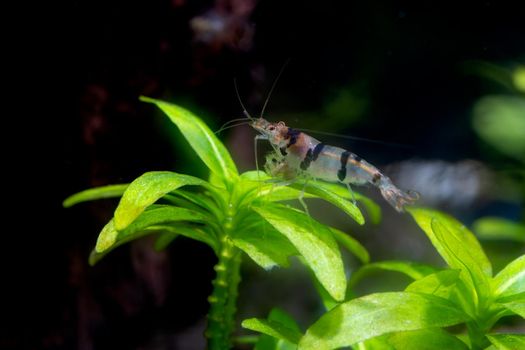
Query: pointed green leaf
405 269 460 299
253 204 346 301
242 319 302 345
114 171 207 230
408 208 492 308
501 300 525 318
408 208 492 277
98 205 209 253
299 292 469 350
486 334 525 350
493 255 525 299
473 217 525 243
431 218 492 302
253 308 301 350
349 260 438 289
329 227 369 264
384 329 469 350
95 219 119 252
140 97 238 184
63 184 128 207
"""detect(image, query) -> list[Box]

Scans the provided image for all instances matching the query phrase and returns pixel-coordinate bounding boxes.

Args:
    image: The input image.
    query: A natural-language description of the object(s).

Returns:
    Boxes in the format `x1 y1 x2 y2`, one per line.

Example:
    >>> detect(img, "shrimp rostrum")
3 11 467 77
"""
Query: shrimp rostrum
251 118 419 212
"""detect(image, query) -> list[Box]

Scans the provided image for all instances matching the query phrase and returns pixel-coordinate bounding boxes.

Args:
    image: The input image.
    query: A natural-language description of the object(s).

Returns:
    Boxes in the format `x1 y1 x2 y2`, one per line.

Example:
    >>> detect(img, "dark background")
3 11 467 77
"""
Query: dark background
7 0 524 349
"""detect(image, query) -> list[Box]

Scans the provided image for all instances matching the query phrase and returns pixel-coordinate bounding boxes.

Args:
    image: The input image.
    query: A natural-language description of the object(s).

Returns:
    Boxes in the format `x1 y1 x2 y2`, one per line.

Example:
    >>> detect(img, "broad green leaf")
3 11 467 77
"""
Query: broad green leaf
242 319 302 345
486 334 525 350
63 184 128 207
473 217 525 243
329 227 369 264
493 255 525 299
405 269 460 299
140 97 239 183
383 329 469 350
114 171 207 230
408 208 492 308
348 260 437 289
232 215 298 269
292 181 365 225
254 308 301 350
408 208 492 277
299 292 468 350
97 205 210 253
430 218 492 307
253 204 346 301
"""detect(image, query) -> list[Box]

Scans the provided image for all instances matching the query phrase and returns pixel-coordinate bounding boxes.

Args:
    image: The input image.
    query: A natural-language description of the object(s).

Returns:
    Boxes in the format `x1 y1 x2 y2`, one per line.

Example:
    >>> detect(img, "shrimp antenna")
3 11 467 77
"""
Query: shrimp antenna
297 128 413 149
260 58 291 118
234 78 254 120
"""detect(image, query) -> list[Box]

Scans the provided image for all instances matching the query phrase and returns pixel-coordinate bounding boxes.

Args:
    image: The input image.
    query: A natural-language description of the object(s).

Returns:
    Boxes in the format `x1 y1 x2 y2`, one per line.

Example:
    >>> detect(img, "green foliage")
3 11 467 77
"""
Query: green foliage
65 98 524 350
65 97 370 349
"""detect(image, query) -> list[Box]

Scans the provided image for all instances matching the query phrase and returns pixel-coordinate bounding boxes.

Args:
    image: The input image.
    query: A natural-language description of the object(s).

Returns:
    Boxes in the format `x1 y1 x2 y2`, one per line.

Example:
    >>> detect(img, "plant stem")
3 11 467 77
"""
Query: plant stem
205 236 242 349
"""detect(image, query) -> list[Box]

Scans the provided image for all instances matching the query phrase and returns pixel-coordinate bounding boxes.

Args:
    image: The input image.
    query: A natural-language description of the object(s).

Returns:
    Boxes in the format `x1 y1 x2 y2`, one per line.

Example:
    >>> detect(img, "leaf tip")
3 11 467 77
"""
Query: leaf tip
139 95 156 104
95 220 118 253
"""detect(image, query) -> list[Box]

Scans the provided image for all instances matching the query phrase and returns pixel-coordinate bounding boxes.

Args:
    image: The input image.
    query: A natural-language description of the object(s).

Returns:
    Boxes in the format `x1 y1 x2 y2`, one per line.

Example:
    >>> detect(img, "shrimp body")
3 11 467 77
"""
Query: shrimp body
252 118 418 212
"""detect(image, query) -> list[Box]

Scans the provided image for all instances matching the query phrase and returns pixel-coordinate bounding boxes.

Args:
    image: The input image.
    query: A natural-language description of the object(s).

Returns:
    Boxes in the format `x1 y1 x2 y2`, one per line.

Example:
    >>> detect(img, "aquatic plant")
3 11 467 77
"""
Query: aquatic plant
65 98 524 349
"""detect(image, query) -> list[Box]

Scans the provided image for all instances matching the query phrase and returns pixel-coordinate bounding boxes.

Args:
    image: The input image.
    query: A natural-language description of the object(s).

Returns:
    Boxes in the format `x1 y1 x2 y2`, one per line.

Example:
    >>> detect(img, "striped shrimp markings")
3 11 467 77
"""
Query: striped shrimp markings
251 118 419 212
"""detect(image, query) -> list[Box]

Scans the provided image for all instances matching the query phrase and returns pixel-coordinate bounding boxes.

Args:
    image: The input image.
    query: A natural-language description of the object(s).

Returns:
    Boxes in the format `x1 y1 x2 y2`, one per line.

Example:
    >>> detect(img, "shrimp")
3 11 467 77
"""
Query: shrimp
251 118 419 212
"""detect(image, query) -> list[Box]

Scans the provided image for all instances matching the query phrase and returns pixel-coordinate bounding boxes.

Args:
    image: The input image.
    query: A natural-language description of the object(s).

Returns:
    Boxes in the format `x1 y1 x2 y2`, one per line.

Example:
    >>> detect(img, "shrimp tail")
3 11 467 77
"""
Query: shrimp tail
378 178 419 212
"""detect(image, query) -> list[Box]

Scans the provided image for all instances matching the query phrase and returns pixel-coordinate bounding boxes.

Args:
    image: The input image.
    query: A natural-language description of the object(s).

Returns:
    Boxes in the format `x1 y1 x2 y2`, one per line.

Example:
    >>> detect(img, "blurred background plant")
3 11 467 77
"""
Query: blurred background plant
8 0 524 349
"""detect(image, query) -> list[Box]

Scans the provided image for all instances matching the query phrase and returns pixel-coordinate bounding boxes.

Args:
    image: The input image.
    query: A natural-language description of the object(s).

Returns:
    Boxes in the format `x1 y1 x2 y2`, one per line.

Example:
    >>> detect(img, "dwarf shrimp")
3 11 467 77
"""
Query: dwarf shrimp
219 66 419 212
250 118 419 212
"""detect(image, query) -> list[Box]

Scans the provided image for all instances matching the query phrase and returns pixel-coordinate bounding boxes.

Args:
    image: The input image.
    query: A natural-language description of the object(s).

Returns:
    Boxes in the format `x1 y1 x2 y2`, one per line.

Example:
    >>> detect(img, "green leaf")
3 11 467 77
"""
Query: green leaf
409 208 492 276
299 292 469 350
329 227 369 264
167 189 222 218
252 204 346 301
232 214 298 269
242 319 302 345
308 181 381 224
114 171 207 230
253 308 301 350
97 205 210 253
292 181 365 225
473 217 525 243
140 97 238 184
408 208 492 307
311 275 339 311
383 329 469 350
492 254 525 299
405 269 460 299
486 334 525 350
154 231 178 251
501 299 525 318
349 260 438 289
63 184 128 207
